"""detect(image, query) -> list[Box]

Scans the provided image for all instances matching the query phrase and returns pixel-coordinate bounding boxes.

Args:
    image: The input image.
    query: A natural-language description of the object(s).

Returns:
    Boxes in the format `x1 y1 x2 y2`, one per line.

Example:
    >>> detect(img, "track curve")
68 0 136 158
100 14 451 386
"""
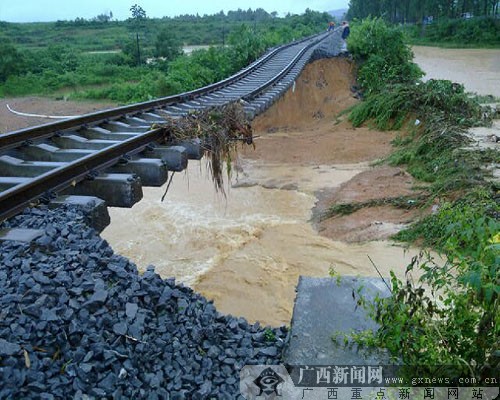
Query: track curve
0 30 343 222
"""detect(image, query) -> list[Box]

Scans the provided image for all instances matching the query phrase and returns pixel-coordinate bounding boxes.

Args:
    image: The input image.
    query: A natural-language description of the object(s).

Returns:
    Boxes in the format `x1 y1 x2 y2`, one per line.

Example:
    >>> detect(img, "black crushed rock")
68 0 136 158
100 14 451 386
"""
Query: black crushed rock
0 206 288 399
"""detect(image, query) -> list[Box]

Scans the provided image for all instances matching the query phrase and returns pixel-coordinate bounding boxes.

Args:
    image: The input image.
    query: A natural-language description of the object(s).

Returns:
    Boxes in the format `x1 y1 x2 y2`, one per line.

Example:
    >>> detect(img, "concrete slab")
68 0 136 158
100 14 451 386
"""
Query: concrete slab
63 173 143 208
283 276 393 366
108 158 169 187
173 138 204 160
146 145 188 172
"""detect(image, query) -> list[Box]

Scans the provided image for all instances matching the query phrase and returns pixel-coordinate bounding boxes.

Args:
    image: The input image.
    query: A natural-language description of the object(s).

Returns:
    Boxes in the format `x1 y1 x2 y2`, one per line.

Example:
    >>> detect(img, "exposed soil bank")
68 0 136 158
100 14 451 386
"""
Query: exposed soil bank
2 48 494 326
193 58 426 324
242 58 421 243
97 58 426 326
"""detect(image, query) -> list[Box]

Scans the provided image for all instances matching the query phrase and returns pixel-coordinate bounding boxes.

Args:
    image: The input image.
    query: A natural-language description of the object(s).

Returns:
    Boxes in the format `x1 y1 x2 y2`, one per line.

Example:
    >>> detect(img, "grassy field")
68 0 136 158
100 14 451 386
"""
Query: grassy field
0 10 332 102
0 9 329 53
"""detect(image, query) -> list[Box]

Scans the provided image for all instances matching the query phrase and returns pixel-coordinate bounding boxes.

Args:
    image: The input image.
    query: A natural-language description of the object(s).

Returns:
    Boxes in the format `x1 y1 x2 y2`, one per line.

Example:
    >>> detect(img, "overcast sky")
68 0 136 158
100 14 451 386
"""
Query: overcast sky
0 0 350 22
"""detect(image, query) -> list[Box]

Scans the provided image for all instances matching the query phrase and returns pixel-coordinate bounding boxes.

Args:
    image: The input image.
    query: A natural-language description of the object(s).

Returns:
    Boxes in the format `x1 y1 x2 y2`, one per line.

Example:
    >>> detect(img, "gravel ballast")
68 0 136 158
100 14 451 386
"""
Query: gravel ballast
0 206 287 399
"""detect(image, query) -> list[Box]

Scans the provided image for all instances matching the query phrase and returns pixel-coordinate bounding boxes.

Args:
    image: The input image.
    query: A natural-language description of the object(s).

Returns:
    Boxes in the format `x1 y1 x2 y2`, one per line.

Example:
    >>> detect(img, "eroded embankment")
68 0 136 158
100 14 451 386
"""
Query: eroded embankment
245 57 426 242
99 58 429 326
0 58 428 328
189 58 429 325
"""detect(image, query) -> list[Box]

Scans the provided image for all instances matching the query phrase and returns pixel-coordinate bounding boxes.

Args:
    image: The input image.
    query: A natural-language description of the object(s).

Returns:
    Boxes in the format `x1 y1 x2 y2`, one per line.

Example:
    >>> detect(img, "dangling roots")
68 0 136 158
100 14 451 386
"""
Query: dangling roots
159 102 254 194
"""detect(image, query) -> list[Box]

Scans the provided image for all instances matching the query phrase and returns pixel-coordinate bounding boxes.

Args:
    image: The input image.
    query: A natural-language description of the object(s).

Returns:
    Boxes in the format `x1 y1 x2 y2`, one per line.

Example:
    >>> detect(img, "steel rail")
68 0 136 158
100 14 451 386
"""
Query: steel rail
0 128 166 220
242 40 313 101
0 32 330 221
0 33 325 151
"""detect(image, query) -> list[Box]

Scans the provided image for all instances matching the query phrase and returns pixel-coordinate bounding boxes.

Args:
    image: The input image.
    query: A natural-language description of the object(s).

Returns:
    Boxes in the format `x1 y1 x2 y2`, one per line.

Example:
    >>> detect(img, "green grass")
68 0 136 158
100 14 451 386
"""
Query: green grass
0 9 331 102
337 18 500 382
346 77 498 249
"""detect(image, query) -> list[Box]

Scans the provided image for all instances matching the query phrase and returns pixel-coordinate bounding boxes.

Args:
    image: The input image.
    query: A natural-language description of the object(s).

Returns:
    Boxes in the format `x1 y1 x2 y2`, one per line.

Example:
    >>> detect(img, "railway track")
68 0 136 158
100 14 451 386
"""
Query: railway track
0 31 339 227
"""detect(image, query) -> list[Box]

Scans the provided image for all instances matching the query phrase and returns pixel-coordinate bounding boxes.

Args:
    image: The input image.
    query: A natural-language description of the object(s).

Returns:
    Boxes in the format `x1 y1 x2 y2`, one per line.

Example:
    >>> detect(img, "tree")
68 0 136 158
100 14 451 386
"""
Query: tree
228 24 269 68
347 17 423 94
0 40 24 82
130 4 146 19
93 12 112 23
130 4 147 65
346 0 499 22
154 29 183 62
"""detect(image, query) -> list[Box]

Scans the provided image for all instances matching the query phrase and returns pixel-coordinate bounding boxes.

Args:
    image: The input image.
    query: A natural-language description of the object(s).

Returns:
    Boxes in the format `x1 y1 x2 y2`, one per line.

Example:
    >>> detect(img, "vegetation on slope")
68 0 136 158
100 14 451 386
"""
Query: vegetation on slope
0 8 331 102
337 17 499 382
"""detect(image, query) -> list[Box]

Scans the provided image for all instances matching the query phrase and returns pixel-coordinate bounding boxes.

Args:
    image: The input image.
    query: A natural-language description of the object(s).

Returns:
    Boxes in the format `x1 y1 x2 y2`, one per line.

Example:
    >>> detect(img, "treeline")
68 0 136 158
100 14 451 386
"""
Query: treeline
346 0 499 46
405 16 499 46
0 9 331 103
347 0 499 23
0 8 331 51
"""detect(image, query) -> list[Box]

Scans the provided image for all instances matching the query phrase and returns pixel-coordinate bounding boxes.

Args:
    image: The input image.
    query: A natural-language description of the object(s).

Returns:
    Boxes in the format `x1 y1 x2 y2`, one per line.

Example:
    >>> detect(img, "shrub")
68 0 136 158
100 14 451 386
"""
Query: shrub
342 16 499 383
0 39 25 82
365 210 499 381
347 17 423 95
409 17 500 46
349 79 486 130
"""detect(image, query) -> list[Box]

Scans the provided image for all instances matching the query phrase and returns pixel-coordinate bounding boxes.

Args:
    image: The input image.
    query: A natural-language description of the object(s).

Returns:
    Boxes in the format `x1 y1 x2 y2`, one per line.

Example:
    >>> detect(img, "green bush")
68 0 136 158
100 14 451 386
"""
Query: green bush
2 74 45 96
349 79 486 130
347 17 423 95
73 69 165 103
395 189 500 250
366 209 499 381
342 16 499 383
1 11 325 102
344 190 499 381
227 24 271 68
0 39 25 82
154 29 182 61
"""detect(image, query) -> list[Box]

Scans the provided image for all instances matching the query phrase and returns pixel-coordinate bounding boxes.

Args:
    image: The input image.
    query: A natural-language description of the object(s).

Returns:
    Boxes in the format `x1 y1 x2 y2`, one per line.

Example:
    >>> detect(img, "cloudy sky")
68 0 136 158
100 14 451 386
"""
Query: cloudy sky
0 0 350 22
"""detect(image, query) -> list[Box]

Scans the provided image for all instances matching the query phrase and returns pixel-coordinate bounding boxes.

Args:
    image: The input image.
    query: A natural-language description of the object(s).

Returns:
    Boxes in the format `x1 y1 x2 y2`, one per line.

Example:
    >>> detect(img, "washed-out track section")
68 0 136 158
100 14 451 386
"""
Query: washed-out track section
0 31 343 235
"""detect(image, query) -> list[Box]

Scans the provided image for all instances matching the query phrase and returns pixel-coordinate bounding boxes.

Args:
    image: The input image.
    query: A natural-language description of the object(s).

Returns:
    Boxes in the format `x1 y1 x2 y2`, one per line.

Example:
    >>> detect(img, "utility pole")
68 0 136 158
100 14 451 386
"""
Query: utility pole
136 32 141 65
130 4 146 66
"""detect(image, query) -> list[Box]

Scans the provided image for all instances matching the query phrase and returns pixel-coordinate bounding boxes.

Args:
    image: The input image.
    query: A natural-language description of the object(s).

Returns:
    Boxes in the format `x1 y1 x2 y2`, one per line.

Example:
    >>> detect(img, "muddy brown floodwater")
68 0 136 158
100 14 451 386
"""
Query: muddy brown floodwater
412 46 500 97
102 58 430 326
2 48 498 327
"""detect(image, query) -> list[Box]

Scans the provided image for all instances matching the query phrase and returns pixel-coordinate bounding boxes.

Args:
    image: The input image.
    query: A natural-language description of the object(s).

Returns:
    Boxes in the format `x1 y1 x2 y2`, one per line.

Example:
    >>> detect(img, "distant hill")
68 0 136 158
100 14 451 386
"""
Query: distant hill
328 9 348 21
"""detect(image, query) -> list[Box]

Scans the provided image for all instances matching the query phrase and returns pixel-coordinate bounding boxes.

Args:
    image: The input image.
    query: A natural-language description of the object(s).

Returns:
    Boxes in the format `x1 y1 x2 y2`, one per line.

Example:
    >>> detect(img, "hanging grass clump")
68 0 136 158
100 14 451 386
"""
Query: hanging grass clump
160 102 254 194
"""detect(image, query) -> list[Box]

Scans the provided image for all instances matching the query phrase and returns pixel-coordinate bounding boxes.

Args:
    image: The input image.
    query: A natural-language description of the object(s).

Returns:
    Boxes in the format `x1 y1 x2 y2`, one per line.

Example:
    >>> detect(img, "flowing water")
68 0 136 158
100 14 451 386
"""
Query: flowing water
102 158 422 326
100 48 497 326
412 46 500 97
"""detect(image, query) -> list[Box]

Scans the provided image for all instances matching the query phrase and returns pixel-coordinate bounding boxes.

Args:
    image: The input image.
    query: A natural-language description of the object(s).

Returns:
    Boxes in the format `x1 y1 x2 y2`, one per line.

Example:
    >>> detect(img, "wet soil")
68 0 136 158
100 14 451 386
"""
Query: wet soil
0 59 428 326
1 50 496 325
245 58 423 242
0 97 115 134
0 59 416 244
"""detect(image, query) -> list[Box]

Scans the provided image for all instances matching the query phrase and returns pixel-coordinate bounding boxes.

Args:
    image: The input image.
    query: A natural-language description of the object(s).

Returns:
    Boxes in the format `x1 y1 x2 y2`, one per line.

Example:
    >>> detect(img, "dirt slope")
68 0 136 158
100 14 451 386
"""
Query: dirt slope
247 58 423 242
0 58 422 242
